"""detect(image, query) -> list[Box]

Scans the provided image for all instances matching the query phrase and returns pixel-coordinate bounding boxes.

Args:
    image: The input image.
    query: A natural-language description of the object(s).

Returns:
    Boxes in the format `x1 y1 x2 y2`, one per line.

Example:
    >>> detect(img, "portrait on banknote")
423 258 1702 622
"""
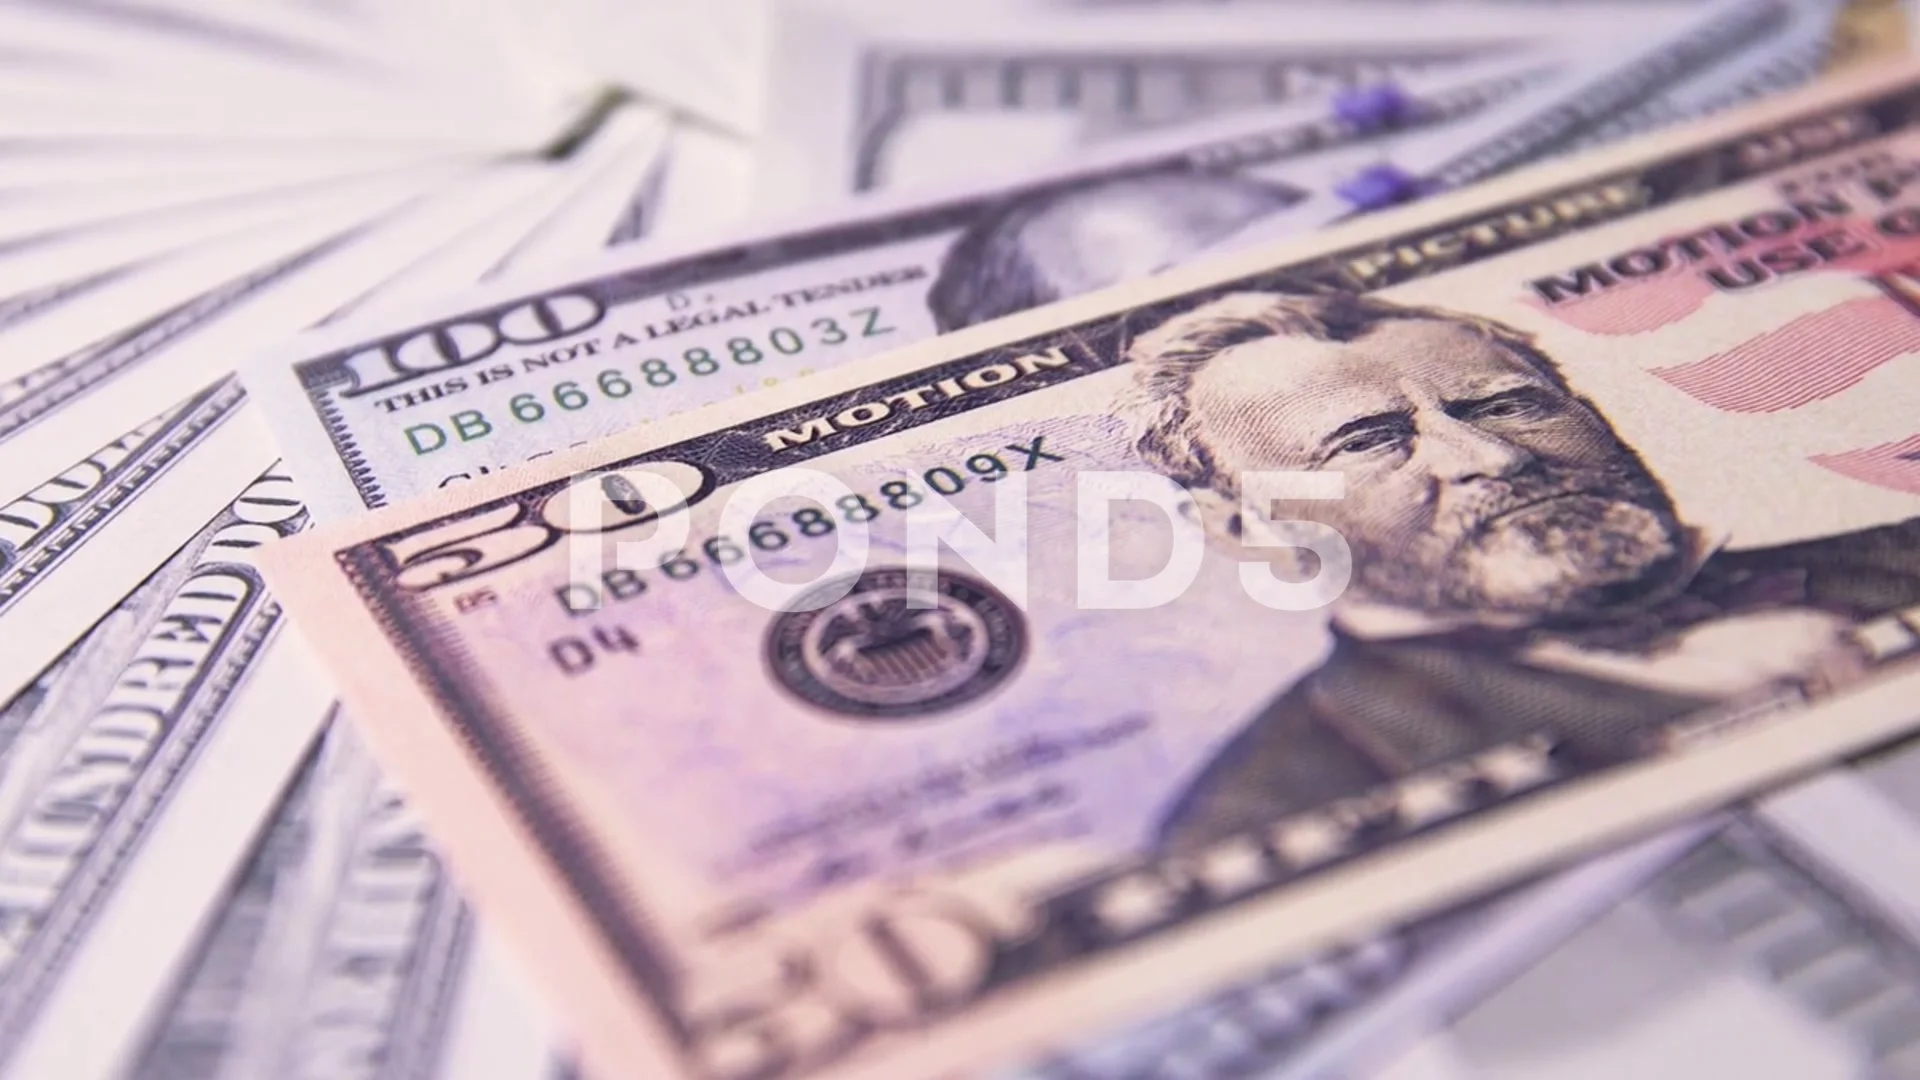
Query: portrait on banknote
926 173 1301 331
1116 288 1920 849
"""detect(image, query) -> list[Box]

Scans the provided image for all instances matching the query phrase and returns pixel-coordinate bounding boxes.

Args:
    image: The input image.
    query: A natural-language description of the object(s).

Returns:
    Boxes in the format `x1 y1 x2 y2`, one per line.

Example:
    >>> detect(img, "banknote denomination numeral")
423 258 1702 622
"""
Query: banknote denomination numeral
683 894 1000 1080
341 292 607 398
383 504 550 590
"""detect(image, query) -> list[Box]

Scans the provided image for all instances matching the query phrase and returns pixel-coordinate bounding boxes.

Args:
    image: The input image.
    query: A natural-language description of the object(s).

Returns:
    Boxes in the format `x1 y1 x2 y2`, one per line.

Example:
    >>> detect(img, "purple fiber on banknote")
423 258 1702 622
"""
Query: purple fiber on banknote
1336 164 1424 211
1332 84 1412 131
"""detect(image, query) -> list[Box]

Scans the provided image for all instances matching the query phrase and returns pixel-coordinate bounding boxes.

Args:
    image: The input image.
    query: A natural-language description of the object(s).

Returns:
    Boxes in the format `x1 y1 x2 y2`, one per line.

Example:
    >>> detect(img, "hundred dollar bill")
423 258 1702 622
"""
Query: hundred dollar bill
120 719 562 1080
643 124 758 245
0 141 456 192
0 111 668 710
267 61 1920 1080
214 0 585 138
1090 0 1912 70
476 0 770 135
0 270 140 339
246 1 1860 526
750 0 1716 211
325 103 668 326
20 0 460 83
0 155 475 254
1564 0 1853 155
1210 0 1893 251
485 103 674 281
0 165 471 384
78 120 682 1080
242 56 1584 522
1531 0 1912 158
0 158 457 251
0 382 257 634
0 463 336 1080
0 0 565 148
100 0 553 104
0 185 498 708
0 131 667 1080
0 169 462 621
1331 734 1920 1080
0 167 453 313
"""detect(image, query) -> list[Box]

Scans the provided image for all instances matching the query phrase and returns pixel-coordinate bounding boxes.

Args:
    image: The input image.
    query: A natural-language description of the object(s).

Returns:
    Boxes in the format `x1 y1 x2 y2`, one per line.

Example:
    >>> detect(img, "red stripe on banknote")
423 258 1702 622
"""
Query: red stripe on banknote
1650 296 1920 413
1526 271 1716 335
1811 434 1920 496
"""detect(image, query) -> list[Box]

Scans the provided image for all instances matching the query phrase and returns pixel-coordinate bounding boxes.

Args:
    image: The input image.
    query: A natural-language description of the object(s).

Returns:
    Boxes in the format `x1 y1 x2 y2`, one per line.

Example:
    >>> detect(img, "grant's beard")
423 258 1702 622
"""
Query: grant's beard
1355 451 1688 623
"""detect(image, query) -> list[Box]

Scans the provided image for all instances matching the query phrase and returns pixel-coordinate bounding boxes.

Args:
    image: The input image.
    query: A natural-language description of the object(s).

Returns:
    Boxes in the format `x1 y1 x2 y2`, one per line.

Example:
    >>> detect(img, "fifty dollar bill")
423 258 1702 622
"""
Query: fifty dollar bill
265 60 1920 1080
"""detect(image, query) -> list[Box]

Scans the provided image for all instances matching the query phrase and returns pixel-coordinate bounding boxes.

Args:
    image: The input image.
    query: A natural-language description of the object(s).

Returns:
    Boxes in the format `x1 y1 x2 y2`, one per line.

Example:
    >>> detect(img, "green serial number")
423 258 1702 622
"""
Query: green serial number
400 308 894 455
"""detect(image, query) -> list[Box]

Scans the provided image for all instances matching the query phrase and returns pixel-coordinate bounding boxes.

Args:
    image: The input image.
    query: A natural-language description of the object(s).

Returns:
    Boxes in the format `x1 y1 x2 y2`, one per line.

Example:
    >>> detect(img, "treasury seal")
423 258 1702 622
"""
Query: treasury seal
766 568 1026 719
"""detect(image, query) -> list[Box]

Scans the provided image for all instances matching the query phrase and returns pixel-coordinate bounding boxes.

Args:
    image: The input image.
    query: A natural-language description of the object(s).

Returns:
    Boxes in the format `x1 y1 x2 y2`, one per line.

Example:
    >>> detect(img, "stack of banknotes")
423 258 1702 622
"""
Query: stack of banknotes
10 0 1920 1077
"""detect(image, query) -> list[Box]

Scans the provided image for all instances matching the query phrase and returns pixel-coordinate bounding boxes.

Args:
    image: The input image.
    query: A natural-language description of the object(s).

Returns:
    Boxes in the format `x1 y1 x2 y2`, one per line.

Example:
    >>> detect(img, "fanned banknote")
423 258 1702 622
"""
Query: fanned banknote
750 0 1861 210
1333 734 1920 1080
0 111 688 1080
0 105 670 709
1018 732 1920 1079
0 1 570 148
994 822 1712 1079
0 98 669 1080
0 461 335 1080
264 60 1920 1080
245 57 1564 522
248 26 1828 527
122 717 563 1080
0 156 460 304
243 0 1901 532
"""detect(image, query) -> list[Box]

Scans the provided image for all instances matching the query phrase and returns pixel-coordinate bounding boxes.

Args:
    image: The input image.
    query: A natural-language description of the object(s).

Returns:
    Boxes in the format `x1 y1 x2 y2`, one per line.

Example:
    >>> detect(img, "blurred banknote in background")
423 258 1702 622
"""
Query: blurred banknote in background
0 2 1913 1080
